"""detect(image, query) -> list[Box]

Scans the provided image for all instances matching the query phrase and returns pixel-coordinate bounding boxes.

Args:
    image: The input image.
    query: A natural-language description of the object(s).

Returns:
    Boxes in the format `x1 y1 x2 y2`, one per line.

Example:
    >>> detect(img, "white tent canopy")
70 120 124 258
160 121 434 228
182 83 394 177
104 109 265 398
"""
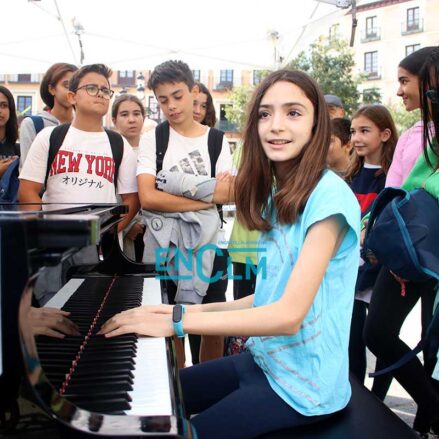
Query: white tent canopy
1 0 340 73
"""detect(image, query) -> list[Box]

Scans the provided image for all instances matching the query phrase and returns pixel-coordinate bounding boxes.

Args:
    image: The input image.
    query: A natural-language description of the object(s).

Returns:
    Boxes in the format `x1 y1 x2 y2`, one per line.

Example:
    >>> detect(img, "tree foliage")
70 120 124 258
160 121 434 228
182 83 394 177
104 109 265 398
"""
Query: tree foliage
224 85 253 132
389 102 421 134
361 87 382 105
287 37 363 116
224 70 271 132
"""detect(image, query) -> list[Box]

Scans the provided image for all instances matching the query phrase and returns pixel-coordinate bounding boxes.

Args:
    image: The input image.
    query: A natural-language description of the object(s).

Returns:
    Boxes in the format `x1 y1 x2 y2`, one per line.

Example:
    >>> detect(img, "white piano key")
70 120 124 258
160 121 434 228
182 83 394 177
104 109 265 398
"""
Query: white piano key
125 277 172 416
44 278 85 309
140 276 162 306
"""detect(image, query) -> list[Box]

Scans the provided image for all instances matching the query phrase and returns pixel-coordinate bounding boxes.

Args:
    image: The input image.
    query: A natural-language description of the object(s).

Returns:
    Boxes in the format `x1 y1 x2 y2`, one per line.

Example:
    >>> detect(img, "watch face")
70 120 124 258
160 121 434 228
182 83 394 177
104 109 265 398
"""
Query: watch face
173 305 183 322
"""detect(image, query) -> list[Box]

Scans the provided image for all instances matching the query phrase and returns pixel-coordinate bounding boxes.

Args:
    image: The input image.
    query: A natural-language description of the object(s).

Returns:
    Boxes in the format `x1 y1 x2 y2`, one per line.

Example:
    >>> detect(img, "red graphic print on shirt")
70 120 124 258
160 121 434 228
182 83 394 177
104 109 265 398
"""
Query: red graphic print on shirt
355 193 378 215
50 151 115 183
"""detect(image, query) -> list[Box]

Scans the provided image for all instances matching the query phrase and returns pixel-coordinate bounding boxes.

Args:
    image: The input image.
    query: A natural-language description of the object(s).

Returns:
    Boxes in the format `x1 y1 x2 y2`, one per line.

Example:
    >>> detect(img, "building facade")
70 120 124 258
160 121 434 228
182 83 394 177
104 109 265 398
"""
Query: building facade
0 68 255 148
328 0 439 105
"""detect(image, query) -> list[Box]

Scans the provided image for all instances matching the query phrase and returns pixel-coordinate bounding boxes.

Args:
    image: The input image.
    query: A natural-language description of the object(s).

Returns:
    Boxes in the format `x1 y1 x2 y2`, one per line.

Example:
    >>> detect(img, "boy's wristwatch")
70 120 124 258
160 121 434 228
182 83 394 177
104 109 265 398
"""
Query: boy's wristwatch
172 304 186 338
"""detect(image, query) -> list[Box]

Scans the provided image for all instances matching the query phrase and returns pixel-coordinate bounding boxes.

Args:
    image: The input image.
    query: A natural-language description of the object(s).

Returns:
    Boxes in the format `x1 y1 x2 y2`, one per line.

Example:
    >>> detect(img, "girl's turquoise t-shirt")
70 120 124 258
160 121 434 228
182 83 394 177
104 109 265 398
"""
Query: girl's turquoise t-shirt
247 170 361 416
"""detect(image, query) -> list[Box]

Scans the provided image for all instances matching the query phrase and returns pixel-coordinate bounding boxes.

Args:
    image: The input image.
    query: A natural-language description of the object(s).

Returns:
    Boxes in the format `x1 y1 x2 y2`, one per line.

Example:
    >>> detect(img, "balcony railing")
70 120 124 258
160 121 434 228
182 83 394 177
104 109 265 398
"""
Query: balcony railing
217 119 239 132
8 74 40 83
361 28 381 43
215 81 233 91
363 67 382 81
401 19 424 35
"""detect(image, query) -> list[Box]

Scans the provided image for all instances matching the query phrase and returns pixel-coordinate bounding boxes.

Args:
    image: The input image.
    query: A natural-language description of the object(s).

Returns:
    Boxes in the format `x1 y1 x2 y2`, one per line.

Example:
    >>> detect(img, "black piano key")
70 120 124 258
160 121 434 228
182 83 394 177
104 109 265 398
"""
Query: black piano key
64 391 132 403
63 381 133 394
46 371 134 385
74 360 135 373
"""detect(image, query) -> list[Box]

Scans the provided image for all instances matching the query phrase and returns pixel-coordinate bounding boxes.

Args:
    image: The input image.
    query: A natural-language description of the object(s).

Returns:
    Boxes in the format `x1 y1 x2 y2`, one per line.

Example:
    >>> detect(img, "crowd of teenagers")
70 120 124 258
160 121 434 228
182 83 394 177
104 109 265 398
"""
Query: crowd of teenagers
0 44 438 438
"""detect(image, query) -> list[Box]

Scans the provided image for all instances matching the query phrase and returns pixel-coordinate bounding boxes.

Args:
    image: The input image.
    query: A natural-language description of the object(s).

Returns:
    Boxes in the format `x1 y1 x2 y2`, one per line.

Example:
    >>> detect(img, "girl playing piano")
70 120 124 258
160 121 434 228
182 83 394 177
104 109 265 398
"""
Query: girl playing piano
100 69 361 439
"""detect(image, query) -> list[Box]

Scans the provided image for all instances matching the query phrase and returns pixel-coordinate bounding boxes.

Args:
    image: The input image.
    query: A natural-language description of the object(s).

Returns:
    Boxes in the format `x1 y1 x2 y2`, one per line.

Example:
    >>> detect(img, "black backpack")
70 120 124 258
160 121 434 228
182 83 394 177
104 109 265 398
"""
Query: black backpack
155 121 225 222
44 123 124 191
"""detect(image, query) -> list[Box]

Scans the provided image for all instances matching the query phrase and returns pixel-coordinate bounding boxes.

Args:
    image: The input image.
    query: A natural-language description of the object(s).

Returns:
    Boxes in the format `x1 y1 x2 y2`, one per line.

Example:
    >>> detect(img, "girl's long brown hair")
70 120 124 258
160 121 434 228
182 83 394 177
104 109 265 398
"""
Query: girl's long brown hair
345 105 398 182
235 69 331 232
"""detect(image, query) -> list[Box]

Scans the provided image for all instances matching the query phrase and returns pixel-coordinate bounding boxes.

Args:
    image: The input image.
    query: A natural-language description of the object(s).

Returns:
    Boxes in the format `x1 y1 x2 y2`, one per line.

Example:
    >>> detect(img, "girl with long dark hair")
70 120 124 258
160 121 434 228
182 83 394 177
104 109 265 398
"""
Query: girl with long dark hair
193 82 216 127
0 85 19 177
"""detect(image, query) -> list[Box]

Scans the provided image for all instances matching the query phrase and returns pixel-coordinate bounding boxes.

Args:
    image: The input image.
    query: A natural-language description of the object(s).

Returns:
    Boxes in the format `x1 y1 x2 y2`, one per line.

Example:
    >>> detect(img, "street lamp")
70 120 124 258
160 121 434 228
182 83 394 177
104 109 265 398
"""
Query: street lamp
314 0 357 46
136 72 145 101
72 17 85 65
314 0 351 7
267 30 282 69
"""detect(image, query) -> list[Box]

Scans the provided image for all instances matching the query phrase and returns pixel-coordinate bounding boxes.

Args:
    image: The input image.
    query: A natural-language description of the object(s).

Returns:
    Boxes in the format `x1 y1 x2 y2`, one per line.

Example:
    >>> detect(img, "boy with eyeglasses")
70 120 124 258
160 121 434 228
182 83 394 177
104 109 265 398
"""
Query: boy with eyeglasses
19 63 138 225
19 64 139 320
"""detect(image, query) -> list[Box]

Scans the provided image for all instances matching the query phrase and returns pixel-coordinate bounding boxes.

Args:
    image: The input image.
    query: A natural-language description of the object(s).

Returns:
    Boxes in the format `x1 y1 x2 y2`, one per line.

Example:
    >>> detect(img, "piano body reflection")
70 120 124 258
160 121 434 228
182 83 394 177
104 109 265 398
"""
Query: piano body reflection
0 203 189 437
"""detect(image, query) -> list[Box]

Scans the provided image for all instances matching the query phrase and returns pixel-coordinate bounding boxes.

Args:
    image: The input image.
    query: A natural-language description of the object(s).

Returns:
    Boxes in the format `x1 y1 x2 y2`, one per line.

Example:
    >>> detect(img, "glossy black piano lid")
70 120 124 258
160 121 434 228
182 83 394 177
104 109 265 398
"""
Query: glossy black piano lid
5 205 189 437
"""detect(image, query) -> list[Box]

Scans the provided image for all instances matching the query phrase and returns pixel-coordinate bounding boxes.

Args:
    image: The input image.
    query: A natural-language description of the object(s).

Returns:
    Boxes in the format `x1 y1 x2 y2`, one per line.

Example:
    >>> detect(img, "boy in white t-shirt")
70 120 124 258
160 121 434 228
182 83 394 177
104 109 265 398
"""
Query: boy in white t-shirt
18 64 139 337
19 63 138 229
137 60 233 365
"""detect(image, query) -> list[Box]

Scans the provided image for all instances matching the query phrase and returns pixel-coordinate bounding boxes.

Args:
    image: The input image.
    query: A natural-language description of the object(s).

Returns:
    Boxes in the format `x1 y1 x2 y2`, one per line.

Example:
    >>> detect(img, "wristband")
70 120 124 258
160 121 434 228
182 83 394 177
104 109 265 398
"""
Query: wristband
172 304 186 338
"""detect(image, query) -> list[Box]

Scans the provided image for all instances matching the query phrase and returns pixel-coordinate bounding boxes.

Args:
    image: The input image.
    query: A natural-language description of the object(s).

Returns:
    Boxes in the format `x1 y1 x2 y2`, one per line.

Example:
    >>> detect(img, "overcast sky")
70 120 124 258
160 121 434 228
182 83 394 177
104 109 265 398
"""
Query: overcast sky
1 0 343 72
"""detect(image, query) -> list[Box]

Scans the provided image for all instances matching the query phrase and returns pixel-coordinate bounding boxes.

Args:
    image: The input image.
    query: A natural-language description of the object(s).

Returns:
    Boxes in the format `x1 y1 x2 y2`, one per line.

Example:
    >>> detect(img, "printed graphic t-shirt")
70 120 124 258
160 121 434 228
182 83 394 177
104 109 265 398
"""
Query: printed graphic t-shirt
247 171 360 416
137 126 232 177
349 163 385 217
19 126 138 210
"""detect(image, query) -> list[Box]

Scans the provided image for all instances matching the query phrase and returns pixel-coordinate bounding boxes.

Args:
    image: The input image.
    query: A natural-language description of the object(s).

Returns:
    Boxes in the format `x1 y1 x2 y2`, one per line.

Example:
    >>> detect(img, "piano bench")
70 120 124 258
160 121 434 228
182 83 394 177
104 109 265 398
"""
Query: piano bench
258 376 417 439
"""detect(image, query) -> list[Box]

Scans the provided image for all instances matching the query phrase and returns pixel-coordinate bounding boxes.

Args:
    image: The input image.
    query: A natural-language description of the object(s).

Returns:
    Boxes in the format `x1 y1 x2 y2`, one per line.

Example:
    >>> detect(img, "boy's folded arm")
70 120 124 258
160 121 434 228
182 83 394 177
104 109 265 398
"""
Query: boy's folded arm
212 178 235 204
137 173 211 212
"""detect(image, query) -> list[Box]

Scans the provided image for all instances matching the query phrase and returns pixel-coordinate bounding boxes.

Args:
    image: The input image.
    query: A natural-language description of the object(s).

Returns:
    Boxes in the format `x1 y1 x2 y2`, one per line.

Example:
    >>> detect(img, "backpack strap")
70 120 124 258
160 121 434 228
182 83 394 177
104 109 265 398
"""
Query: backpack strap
155 121 170 174
207 127 224 178
29 115 45 135
370 301 439 377
45 123 71 187
207 127 225 225
104 128 124 190
363 187 407 256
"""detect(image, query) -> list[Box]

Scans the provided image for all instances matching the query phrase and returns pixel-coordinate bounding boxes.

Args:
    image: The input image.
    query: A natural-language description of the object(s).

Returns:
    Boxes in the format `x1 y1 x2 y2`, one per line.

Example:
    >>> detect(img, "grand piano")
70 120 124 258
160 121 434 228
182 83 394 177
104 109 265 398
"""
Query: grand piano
0 203 190 438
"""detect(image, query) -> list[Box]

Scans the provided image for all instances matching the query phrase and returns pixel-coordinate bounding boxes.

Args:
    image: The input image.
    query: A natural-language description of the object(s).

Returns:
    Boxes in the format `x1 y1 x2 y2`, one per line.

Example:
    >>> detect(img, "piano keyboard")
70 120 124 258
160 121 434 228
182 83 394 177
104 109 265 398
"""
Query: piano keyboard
41 276 172 416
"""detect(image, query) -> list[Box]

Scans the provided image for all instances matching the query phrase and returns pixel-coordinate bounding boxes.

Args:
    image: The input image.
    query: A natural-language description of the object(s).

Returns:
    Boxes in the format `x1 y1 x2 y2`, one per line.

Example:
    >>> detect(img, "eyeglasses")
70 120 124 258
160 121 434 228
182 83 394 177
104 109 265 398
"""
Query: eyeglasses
75 84 114 99
426 88 439 104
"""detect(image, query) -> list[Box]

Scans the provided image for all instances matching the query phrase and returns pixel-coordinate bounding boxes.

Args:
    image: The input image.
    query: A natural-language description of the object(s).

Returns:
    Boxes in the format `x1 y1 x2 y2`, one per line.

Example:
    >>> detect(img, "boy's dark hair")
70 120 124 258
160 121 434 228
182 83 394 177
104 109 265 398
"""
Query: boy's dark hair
40 62 78 108
147 60 194 93
112 94 145 119
69 64 112 92
0 85 18 144
331 117 351 146
399 46 436 76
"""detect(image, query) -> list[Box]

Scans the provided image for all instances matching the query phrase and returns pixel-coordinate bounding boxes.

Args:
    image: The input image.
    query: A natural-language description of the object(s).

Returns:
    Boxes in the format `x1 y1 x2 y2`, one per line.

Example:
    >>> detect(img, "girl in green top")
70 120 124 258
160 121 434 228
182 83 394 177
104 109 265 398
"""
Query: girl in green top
364 48 439 438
